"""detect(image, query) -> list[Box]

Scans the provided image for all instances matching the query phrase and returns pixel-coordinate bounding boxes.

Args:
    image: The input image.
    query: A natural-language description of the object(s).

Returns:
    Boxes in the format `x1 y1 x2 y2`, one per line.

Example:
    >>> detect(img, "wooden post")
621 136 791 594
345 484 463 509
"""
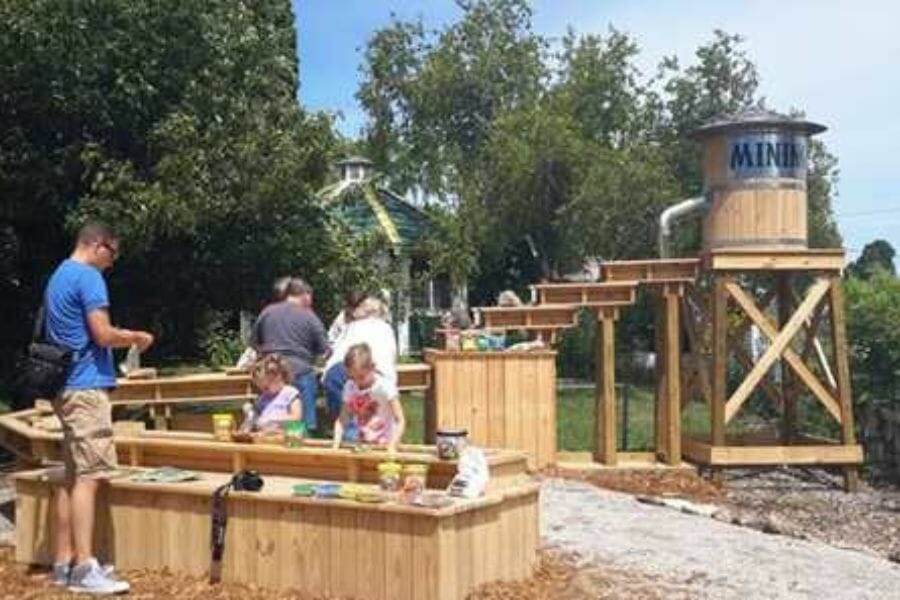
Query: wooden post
594 309 617 465
710 276 729 484
828 276 859 492
654 295 667 461
664 286 682 466
777 273 796 443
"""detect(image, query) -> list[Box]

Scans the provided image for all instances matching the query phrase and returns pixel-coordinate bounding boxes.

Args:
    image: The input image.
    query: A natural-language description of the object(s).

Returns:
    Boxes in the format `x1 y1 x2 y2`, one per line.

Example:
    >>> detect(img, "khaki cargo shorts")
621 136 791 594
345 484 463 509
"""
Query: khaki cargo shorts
53 389 118 479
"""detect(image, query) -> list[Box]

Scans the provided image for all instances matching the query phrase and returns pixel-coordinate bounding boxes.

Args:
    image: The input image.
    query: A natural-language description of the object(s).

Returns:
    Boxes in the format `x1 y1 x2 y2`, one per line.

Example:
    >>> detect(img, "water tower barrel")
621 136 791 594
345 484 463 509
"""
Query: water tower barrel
693 110 825 251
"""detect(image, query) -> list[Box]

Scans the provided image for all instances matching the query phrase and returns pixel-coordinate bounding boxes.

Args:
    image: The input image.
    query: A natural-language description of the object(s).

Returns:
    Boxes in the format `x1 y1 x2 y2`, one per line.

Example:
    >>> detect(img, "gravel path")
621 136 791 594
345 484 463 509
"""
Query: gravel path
541 478 900 600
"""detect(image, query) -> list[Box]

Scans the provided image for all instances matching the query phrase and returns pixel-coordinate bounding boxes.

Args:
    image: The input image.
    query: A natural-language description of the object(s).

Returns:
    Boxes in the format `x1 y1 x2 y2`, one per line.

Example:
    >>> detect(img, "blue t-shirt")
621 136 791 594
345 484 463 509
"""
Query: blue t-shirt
44 259 116 390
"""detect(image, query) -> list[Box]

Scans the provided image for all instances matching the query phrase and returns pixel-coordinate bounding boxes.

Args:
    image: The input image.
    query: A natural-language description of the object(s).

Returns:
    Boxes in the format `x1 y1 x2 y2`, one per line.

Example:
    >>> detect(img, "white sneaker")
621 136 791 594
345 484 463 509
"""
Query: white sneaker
52 562 115 586
67 558 129 595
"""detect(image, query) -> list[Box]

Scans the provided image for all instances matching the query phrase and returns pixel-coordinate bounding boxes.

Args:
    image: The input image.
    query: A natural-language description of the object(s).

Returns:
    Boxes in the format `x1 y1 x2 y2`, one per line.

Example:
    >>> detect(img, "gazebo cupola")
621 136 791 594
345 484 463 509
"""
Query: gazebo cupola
336 156 374 183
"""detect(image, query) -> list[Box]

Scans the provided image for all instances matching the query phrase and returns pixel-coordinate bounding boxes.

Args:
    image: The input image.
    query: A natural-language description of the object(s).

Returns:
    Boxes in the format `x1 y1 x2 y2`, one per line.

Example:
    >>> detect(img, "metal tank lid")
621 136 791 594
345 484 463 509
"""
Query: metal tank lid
690 106 826 139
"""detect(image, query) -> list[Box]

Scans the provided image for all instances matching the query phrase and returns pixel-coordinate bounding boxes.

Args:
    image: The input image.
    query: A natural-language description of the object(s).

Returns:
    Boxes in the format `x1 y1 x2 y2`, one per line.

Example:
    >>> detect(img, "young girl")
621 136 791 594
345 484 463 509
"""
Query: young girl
241 354 302 432
331 343 406 453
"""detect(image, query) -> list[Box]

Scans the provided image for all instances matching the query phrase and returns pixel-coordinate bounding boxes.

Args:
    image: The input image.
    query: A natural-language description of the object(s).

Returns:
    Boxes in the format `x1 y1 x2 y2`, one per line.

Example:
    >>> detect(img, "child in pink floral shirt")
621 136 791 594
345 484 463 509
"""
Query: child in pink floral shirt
331 343 406 453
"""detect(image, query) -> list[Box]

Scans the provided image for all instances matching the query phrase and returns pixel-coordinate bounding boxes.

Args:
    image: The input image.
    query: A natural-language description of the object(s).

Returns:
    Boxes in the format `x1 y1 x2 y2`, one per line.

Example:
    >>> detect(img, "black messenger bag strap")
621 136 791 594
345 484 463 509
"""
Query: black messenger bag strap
209 480 233 583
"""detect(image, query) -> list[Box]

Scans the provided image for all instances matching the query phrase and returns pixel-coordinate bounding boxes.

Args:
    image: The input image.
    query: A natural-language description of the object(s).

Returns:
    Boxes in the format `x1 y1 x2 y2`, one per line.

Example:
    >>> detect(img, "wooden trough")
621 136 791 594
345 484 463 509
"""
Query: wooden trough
601 258 700 284
0 408 531 491
105 365 432 431
530 280 638 306
14 468 539 600
477 304 579 332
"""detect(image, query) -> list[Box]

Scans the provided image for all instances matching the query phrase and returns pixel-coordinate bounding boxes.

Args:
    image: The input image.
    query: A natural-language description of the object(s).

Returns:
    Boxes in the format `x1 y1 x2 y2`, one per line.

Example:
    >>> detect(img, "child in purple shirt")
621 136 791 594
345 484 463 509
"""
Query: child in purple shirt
241 354 301 431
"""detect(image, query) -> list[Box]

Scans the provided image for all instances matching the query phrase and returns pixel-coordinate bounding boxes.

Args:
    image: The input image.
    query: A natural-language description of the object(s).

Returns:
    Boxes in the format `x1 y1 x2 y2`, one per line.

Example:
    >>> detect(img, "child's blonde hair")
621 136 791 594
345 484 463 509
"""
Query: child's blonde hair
344 343 374 371
252 354 292 386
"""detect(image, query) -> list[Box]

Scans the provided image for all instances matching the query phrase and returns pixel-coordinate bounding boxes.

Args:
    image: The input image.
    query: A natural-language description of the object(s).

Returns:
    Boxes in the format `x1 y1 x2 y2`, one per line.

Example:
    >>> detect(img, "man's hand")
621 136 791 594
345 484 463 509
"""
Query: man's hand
132 331 154 352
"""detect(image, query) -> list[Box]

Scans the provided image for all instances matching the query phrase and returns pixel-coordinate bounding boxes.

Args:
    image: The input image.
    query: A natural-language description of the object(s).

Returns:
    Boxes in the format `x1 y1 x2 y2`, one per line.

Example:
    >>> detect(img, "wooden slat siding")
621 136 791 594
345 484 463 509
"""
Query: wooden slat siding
304 503 330 595
436 519 459 600
486 357 502 447
330 506 357 598
413 517 439 600
455 511 474 594
253 501 280 589
385 513 414 600
15 471 539 599
472 355 489 444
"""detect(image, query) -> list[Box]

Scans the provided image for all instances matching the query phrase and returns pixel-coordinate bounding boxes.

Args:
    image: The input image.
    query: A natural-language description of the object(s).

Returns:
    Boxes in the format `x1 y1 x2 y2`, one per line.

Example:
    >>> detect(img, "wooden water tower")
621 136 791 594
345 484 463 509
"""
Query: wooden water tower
681 108 863 490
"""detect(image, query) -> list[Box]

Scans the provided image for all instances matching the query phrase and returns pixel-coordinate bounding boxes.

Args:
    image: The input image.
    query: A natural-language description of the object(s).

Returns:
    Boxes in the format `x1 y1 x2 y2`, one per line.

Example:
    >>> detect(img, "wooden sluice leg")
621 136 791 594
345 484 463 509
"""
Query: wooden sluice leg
710 277 729 484
664 287 682 466
594 311 617 465
828 276 859 492
777 273 796 443
654 296 667 462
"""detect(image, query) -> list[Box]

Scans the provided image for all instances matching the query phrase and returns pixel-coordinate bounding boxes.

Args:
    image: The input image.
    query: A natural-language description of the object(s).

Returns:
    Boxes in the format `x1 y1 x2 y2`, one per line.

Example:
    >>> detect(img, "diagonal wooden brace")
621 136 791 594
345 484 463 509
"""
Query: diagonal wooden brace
727 282 841 421
724 279 839 423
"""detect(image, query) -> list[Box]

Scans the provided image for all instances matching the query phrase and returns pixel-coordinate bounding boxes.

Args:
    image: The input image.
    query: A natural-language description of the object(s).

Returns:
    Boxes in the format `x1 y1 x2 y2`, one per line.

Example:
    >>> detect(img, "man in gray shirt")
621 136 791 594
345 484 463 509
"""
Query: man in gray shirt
250 277 327 432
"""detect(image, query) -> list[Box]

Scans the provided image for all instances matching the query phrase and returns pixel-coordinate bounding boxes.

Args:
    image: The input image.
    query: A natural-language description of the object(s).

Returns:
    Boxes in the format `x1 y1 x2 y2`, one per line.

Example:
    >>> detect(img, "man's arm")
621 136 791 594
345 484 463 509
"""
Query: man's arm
86 309 153 351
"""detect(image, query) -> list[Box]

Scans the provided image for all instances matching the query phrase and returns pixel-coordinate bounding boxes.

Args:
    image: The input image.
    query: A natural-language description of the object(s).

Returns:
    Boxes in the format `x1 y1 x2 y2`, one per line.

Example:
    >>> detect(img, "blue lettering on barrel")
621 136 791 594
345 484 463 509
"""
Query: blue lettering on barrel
730 144 754 169
766 143 781 167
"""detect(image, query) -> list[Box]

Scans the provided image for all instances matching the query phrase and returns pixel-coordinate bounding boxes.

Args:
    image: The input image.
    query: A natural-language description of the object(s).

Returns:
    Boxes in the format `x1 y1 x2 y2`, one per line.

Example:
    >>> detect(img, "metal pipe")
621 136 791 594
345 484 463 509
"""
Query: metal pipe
658 196 708 258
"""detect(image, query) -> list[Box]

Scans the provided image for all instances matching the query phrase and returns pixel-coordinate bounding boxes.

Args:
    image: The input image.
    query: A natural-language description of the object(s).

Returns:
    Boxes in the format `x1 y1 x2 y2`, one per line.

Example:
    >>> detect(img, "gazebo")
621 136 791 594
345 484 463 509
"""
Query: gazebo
318 156 442 354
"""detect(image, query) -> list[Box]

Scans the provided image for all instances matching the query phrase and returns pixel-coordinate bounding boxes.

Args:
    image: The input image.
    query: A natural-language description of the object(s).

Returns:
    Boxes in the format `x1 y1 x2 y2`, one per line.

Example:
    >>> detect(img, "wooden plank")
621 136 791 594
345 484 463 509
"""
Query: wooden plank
665 291 681 466
708 443 864 466
708 249 845 271
727 281 842 422
303 505 330 596
777 273 796 442
436 519 459 600
486 357 504 448
413 517 439 600
359 510 387 600
711 277 728 447
828 276 860 492
384 513 414 600
724 279 832 422
595 316 617 465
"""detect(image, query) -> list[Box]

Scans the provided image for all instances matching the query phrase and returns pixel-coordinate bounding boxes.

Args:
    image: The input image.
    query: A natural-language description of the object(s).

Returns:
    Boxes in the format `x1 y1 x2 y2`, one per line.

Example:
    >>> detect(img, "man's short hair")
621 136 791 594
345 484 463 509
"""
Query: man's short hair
285 277 311 297
76 221 117 246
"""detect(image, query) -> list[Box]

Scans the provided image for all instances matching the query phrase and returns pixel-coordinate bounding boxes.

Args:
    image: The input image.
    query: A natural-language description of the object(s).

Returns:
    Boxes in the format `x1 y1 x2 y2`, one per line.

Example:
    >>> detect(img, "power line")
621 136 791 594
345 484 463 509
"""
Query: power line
836 207 900 218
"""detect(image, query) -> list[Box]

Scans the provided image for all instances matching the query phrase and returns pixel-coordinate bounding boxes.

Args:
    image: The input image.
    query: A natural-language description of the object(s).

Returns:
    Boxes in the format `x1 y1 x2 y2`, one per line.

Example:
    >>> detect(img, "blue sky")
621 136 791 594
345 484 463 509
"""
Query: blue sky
294 0 900 259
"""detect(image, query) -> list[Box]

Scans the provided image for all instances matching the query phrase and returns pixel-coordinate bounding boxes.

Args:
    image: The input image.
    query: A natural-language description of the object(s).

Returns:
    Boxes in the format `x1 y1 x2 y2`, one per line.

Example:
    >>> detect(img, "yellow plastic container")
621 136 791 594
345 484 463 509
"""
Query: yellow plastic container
402 463 429 496
377 461 402 492
212 413 234 441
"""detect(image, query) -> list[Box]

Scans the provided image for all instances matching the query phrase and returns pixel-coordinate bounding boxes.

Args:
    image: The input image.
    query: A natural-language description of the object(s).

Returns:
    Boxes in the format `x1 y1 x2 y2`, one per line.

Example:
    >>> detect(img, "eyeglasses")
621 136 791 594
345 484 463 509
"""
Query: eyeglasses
99 242 119 260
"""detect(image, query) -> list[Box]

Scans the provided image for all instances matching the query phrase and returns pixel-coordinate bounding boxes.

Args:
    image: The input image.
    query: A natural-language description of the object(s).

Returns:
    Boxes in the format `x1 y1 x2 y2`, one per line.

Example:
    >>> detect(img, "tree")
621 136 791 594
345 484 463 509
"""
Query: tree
849 239 897 279
0 1 340 394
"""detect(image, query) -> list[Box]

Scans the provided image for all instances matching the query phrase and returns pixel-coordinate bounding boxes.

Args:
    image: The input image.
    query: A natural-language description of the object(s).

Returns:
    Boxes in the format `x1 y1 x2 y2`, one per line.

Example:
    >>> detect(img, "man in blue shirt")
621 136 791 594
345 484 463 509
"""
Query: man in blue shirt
45 222 153 594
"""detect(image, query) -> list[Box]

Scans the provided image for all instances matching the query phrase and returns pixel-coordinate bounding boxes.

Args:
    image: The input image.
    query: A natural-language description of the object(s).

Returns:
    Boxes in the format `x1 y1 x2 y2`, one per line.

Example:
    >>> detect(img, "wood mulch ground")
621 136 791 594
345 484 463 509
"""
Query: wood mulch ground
0 546 624 600
548 466 724 503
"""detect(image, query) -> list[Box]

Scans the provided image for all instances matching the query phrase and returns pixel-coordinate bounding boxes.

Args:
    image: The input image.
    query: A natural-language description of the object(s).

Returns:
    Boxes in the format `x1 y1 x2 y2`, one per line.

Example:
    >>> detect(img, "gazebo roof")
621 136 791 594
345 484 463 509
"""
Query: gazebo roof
318 176 429 251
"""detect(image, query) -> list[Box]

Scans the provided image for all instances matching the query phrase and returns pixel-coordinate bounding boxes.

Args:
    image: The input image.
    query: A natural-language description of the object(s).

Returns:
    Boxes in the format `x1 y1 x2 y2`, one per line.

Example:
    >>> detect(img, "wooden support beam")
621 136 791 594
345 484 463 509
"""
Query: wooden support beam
724 279 838 423
828 276 859 492
777 273 796 443
664 290 681 466
594 314 618 465
711 277 729 447
732 344 783 409
655 296 667 458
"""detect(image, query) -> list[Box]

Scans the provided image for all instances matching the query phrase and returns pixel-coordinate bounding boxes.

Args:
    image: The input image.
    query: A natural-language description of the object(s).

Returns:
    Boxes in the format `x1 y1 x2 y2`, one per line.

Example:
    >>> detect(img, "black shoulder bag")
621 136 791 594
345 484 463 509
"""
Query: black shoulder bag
21 306 73 403
209 470 264 583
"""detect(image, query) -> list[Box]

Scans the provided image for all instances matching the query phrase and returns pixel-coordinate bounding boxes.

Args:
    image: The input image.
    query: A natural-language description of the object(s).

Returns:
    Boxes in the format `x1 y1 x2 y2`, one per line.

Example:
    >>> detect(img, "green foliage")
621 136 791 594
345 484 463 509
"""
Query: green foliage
0 1 341 396
197 310 244 369
848 239 896 279
845 269 900 408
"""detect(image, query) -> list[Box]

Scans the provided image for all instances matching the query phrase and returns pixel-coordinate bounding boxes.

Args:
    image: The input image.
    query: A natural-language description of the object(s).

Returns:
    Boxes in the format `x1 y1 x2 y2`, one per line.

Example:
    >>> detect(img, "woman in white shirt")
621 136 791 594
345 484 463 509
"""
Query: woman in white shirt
322 296 397 426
